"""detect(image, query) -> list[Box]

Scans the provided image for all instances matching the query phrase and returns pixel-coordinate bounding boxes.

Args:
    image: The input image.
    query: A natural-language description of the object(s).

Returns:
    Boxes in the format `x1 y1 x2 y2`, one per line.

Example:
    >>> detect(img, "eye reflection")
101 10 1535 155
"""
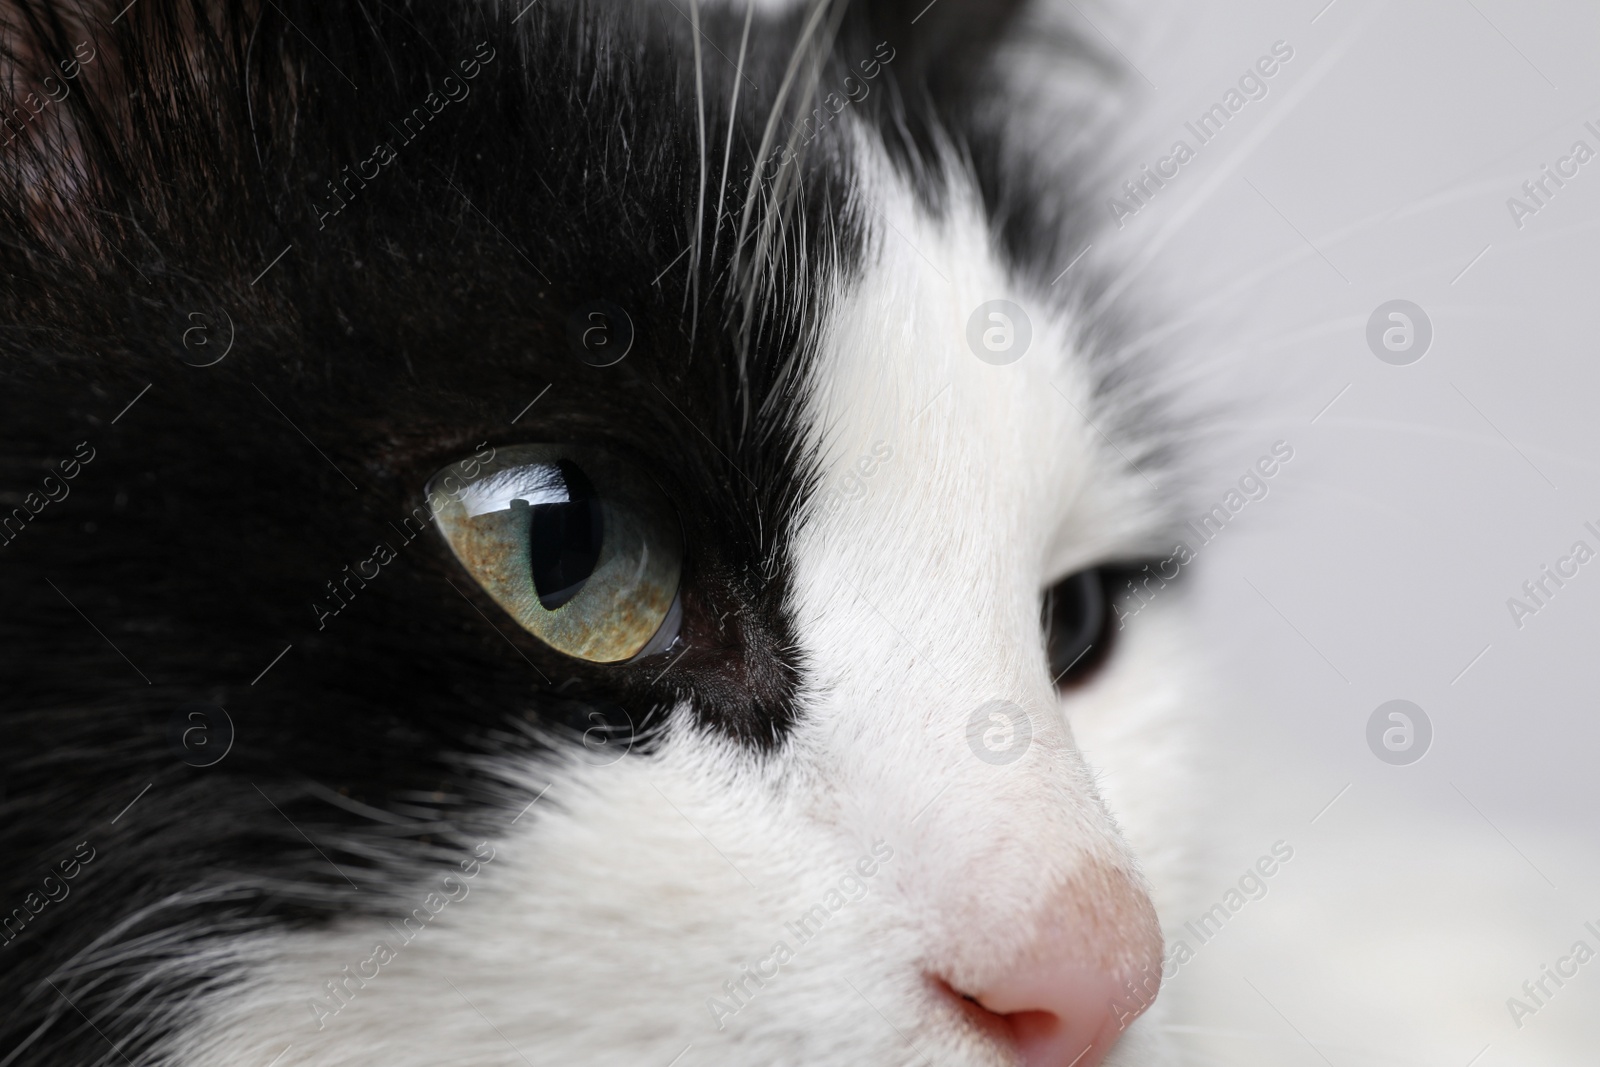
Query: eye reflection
428 446 681 664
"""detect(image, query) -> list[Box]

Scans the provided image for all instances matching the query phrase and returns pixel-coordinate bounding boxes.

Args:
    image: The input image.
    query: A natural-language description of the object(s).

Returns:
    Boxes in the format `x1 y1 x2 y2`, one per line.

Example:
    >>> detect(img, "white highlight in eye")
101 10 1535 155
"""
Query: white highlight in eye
453 465 568 518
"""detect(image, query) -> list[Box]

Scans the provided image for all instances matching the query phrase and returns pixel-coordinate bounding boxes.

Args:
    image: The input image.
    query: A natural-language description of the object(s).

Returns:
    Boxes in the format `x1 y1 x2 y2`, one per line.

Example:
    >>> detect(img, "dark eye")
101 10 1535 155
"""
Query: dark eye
1042 568 1112 688
428 446 683 663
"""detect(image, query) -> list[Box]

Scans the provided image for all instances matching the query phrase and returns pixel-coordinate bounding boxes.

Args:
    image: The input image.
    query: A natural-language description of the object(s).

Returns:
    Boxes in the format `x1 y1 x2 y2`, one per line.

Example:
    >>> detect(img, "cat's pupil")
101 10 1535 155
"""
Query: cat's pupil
526 460 605 610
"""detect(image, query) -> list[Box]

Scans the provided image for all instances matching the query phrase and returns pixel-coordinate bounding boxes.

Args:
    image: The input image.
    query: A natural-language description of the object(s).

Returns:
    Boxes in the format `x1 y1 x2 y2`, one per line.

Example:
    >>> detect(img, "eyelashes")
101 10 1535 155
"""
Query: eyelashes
428 445 683 664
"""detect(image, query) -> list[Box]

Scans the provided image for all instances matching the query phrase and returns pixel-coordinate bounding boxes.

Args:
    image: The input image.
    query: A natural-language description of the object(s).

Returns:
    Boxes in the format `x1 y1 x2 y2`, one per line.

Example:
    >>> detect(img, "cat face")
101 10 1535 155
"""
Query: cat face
0 2 1192 1065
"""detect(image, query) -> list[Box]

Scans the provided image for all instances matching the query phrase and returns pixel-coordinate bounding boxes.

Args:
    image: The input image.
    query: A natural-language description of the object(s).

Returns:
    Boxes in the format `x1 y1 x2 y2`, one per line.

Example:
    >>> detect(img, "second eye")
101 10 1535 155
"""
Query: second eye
1042 568 1113 688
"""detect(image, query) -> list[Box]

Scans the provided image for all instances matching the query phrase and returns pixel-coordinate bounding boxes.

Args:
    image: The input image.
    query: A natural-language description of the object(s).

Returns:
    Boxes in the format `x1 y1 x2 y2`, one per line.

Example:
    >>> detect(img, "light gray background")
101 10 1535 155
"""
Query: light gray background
1076 0 1599 1062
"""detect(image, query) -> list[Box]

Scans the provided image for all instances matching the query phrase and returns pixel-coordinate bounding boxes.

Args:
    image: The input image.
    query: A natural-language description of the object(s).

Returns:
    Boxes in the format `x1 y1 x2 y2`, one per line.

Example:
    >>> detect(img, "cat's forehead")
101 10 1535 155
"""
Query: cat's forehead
6 0 1172 478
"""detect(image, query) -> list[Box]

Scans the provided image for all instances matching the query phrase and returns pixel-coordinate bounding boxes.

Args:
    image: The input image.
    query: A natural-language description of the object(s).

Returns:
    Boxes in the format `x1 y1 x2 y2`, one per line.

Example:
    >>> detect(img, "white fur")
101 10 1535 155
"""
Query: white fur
165 139 1196 1067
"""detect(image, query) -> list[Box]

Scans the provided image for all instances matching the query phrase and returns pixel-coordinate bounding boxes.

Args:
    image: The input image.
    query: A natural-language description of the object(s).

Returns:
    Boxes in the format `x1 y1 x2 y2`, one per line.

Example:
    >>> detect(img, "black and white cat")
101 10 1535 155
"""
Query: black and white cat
0 1 1204 1064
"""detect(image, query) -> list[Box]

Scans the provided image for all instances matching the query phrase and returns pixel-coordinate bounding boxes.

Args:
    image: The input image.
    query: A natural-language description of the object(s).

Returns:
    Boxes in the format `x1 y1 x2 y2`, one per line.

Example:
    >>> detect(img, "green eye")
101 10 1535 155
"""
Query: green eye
427 446 683 663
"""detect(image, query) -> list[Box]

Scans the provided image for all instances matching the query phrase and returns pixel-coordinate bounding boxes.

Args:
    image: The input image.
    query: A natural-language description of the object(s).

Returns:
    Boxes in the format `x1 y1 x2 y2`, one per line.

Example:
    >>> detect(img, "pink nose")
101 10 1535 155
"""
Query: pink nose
966 871 1163 1067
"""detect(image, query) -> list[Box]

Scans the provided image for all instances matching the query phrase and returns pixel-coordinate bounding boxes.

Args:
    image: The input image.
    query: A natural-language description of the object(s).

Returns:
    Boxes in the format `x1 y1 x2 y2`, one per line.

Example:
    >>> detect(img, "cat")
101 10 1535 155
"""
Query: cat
0 1 1202 1064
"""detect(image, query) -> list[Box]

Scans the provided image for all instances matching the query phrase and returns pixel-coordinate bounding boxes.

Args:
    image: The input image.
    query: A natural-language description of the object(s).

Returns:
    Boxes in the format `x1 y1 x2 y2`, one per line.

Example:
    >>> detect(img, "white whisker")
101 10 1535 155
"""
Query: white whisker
732 0 845 432
688 0 708 344
732 0 831 312
709 0 755 279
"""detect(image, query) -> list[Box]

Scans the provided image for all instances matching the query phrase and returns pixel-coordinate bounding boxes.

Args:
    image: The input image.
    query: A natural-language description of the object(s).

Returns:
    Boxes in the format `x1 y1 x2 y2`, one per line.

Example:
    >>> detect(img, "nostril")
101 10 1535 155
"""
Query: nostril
936 964 1149 1067
1007 1009 1105 1067
933 979 1015 1046
975 965 1134 1067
